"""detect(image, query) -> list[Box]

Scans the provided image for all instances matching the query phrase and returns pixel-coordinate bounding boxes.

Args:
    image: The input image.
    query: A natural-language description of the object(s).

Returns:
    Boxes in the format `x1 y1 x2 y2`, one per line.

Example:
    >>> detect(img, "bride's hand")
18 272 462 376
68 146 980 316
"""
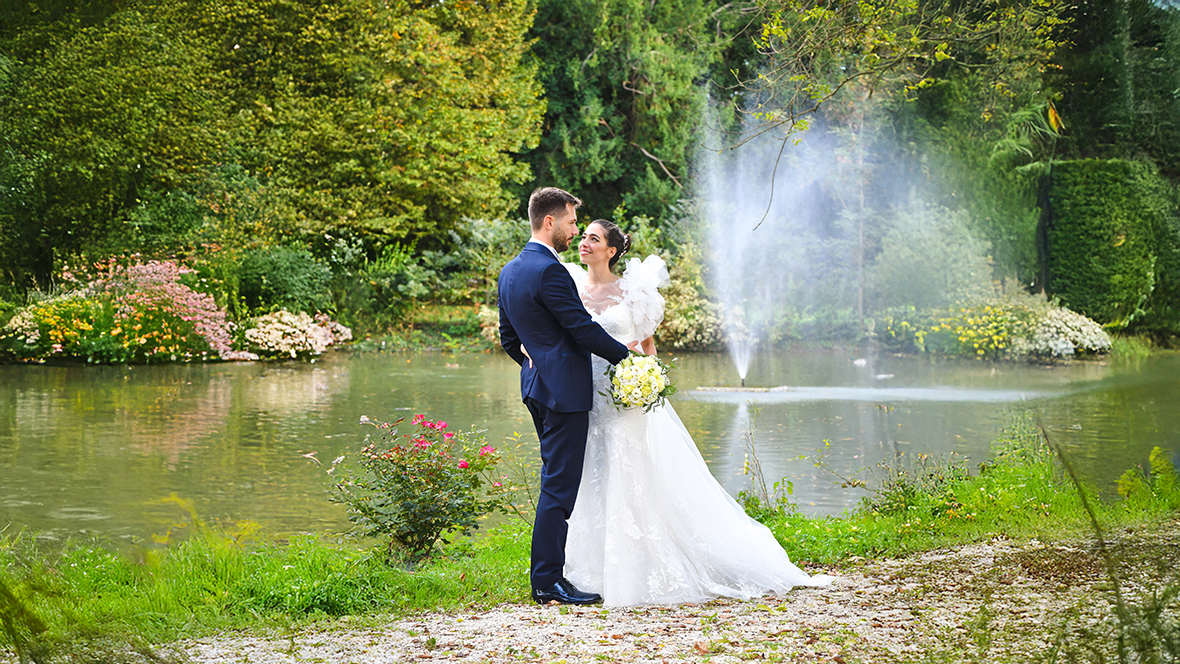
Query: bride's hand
520 344 533 368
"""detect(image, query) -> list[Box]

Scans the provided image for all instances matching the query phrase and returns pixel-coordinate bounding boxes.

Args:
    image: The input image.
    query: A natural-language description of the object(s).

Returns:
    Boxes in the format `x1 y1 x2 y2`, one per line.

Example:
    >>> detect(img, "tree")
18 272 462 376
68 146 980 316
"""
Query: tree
519 0 737 220
1052 0 1180 174
193 0 545 243
0 7 223 286
0 0 545 287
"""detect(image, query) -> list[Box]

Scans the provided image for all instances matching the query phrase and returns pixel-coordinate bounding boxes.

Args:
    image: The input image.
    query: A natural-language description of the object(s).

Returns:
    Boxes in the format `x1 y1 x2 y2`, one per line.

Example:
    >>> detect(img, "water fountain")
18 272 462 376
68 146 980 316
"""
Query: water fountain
699 112 846 388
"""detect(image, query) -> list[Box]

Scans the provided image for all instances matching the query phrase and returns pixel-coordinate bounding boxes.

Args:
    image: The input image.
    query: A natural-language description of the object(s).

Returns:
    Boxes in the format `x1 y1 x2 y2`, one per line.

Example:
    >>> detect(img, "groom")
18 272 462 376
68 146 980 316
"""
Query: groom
498 187 633 605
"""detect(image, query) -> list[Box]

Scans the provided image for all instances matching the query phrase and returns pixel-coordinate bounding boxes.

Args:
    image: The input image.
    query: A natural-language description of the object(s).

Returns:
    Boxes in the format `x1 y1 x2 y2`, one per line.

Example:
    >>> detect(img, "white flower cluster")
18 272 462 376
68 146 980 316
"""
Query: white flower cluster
245 310 352 358
477 304 499 343
4 309 40 344
1013 307 1112 358
608 353 670 411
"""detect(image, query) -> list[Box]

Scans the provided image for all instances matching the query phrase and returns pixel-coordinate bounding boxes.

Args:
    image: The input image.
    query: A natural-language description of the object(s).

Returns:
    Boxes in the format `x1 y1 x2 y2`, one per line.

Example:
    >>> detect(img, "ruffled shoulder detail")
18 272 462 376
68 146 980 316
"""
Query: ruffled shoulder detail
618 254 670 340
562 261 589 291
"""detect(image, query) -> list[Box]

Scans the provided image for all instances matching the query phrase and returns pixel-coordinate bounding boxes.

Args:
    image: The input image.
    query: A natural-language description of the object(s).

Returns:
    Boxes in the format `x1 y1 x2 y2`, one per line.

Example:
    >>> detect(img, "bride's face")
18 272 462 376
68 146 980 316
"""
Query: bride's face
578 223 615 267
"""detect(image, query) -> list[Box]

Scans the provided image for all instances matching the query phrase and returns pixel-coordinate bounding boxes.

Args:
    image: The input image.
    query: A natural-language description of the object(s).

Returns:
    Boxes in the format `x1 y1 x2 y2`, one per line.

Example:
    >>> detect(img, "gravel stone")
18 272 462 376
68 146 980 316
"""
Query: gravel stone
181 529 1179 663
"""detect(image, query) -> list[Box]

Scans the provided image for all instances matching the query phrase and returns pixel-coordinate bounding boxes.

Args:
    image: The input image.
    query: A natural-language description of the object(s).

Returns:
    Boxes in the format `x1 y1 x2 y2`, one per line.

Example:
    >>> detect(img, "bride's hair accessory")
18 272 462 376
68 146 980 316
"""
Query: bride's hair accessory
591 219 630 269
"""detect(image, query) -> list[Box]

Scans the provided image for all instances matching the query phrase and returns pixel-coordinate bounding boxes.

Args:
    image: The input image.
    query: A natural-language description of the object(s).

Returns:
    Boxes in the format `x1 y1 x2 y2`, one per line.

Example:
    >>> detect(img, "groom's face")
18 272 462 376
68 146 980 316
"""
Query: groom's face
550 204 580 253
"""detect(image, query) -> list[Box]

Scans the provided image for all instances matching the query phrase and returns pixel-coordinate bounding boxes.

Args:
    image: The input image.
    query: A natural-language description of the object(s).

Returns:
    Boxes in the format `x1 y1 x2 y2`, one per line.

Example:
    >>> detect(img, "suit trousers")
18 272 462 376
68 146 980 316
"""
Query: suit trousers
525 397 590 589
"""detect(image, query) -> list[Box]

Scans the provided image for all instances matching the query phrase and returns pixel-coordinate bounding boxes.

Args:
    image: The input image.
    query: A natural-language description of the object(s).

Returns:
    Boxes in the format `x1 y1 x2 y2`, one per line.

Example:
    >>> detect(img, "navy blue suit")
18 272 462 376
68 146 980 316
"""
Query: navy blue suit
498 242 629 589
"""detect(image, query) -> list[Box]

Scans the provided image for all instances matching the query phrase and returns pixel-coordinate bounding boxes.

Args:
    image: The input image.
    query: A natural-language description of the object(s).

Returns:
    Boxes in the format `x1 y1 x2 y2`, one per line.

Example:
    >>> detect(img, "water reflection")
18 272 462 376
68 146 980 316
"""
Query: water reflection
0 349 1176 540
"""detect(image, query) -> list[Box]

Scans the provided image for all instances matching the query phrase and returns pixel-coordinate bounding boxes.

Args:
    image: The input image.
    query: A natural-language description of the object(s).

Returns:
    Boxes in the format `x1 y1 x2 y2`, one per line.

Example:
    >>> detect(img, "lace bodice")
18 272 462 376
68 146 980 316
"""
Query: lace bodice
563 255 670 346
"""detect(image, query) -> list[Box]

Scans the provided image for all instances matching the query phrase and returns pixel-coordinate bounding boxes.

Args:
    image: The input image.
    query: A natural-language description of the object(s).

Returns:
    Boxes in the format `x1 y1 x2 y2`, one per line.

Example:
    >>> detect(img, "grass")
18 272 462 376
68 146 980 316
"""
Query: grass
748 414 1180 566
0 520 532 660
350 304 495 353
2 413 1178 661
1110 333 1155 360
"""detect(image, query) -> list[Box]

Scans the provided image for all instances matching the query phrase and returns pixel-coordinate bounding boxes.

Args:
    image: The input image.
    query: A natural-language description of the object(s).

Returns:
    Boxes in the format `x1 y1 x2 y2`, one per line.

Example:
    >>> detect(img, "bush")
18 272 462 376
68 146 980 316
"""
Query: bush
1009 306 1113 357
332 414 510 557
1046 159 1169 329
1117 446 1180 512
0 286 19 328
868 200 996 311
1133 183 1180 340
239 246 333 314
652 243 724 351
878 292 1111 359
477 304 500 344
0 258 249 363
244 310 351 359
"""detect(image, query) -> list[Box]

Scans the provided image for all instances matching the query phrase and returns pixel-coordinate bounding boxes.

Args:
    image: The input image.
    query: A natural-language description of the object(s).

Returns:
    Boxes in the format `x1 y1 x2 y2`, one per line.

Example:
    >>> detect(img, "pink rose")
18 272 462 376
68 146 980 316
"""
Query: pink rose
436 421 447 430
493 482 502 487
443 432 454 440
458 460 469 469
479 445 495 456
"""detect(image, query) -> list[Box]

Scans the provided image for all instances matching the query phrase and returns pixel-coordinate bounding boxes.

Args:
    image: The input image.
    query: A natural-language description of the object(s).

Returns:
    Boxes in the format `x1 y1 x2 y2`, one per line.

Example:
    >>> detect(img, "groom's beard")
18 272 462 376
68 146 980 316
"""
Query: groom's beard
552 229 572 253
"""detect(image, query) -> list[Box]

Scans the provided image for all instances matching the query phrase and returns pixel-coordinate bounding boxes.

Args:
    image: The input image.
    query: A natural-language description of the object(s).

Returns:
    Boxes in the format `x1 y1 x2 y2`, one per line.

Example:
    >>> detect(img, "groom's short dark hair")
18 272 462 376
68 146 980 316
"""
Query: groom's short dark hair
528 187 582 231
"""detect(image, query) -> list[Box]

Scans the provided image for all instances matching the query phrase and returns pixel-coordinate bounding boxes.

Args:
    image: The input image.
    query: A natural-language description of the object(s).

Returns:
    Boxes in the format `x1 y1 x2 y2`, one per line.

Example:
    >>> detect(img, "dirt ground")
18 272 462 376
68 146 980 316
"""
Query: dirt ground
180 524 1180 663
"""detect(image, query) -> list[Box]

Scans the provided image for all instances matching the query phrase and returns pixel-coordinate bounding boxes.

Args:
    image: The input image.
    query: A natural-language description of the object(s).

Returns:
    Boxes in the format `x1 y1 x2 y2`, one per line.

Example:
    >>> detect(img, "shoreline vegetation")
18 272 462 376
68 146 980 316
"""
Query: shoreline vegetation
1 270 1169 365
2 415 1177 662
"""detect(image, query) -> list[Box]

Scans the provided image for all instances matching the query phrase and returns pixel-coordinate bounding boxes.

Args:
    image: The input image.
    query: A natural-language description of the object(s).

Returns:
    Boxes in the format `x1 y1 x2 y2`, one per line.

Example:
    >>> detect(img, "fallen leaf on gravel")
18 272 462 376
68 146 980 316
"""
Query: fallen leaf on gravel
695 642 709 654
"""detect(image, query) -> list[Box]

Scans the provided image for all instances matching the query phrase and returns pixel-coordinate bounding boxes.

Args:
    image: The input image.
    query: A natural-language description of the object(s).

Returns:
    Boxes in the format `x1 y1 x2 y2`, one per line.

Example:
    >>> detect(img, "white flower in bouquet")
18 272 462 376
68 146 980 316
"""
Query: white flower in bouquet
602 352 677 412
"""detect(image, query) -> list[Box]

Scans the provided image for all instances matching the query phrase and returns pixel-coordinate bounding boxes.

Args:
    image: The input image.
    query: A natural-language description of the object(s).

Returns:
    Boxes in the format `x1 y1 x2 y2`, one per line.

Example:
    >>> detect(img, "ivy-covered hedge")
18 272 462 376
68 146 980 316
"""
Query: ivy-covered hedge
1134 184 1180 340
1046 159 1172 330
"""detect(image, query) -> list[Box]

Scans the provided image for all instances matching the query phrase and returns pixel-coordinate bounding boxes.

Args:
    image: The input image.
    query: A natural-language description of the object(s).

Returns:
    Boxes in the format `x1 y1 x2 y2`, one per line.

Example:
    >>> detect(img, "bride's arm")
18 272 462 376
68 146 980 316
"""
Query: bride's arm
639 336 656 356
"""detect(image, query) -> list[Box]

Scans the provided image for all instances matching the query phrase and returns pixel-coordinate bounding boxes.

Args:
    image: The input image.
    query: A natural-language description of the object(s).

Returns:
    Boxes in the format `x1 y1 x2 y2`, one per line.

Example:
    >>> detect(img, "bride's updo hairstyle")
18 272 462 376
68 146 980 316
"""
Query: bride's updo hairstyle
592 219 631 269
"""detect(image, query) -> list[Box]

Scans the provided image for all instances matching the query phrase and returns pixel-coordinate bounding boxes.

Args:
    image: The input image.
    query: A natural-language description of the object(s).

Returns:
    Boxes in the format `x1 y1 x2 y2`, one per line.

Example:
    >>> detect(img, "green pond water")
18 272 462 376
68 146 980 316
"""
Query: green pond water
1 349 1177 543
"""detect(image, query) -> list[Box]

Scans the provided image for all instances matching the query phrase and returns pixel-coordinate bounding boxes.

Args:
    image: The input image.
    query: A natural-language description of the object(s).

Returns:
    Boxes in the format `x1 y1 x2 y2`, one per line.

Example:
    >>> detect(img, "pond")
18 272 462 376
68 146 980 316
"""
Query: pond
1 349 1177 543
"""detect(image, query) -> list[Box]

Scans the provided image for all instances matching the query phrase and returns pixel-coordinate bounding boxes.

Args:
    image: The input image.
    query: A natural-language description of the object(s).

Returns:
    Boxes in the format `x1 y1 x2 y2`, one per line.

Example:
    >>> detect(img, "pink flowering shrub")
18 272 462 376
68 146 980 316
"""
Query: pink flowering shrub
330 414 509 557
1 257 256 363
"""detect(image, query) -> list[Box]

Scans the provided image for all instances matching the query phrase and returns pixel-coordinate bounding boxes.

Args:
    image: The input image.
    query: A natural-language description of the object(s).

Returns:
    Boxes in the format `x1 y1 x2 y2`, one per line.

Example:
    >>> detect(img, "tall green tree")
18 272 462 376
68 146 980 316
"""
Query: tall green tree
520 0 738 220
193 0 544 241
1052 0 1180 174
0 7 223 285
0 0 544 286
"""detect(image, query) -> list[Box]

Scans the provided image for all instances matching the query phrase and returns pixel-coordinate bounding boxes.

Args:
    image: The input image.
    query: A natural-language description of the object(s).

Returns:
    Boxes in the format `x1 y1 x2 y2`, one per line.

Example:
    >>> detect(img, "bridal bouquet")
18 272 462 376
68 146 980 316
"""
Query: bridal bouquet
602 351 677 412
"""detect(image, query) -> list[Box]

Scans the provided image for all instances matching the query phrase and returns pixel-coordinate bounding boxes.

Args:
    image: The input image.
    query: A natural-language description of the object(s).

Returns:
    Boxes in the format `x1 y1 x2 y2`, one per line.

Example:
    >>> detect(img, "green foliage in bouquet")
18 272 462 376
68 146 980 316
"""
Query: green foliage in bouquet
332 414 510 558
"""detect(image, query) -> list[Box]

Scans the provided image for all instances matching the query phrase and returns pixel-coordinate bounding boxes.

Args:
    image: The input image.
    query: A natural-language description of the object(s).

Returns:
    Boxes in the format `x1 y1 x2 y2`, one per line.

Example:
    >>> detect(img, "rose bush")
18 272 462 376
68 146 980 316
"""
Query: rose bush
331 414 510 558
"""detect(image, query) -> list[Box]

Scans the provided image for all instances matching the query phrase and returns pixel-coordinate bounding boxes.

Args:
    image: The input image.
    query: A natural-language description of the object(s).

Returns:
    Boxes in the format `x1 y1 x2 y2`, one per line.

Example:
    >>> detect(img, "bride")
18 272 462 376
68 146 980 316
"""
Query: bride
559 219 833 606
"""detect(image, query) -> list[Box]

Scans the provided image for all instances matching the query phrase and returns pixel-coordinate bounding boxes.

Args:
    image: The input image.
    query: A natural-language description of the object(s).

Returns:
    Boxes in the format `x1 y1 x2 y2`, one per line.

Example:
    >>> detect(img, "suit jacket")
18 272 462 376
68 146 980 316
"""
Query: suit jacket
498 243 629 412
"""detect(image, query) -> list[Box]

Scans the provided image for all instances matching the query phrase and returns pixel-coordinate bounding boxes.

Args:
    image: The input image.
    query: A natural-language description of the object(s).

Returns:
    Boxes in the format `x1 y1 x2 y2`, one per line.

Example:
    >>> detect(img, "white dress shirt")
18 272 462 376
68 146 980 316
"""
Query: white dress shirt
528 238 561 260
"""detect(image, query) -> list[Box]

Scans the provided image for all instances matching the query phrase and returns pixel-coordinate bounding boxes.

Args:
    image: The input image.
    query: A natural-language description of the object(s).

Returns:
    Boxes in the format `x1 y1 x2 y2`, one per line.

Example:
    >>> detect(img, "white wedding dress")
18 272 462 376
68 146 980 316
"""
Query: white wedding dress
563 255 834 606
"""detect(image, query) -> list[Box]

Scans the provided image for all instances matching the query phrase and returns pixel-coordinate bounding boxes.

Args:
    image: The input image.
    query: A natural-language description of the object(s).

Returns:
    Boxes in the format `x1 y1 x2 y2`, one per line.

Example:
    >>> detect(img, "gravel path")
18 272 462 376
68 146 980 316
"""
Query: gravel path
181 530 1179 663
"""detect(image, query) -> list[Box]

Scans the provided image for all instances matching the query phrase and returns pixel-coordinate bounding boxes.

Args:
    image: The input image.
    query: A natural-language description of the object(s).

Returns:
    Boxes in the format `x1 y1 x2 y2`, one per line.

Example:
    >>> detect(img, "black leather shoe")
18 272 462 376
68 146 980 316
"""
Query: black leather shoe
531 578 603 605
